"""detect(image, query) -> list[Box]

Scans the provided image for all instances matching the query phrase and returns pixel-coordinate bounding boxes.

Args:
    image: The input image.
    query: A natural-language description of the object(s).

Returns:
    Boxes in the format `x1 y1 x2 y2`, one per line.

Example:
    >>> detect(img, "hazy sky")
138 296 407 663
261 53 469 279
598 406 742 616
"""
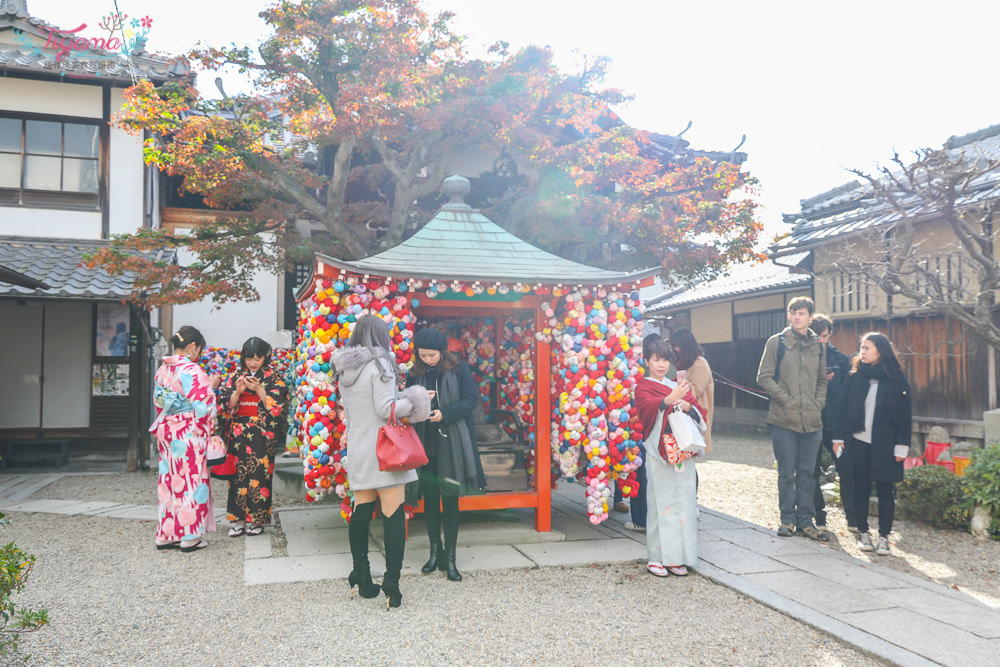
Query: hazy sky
30 0 1000 242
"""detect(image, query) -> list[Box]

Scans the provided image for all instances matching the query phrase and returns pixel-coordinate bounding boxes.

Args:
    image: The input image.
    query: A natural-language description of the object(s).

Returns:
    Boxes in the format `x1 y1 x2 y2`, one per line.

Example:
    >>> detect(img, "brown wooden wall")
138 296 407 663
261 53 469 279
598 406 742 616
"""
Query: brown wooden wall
698 313 993 422
830 315 991 421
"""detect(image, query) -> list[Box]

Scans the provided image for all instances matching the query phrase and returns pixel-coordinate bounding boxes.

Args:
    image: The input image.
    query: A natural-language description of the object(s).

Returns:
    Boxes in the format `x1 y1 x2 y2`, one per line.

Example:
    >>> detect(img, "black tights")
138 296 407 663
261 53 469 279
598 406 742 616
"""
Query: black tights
423 474 459 550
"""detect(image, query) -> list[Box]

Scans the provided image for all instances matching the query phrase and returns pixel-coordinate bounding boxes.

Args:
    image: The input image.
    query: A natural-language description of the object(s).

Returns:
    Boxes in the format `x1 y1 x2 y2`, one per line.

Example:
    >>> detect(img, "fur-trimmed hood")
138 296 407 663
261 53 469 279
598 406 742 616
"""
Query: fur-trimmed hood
331 346 396 387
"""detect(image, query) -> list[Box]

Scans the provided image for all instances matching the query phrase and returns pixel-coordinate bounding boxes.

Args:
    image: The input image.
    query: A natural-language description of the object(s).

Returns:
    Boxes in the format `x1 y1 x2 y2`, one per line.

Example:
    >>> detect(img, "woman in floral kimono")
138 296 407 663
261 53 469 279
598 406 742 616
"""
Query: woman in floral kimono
152 326 220 552
218 337 289 536
633 337 706 577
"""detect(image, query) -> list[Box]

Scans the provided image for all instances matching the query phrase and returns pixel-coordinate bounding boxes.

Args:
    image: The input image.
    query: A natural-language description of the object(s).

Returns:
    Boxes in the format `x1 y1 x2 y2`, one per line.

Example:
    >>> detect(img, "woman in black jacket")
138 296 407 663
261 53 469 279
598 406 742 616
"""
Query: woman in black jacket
406 327 485 581
833 332 911 556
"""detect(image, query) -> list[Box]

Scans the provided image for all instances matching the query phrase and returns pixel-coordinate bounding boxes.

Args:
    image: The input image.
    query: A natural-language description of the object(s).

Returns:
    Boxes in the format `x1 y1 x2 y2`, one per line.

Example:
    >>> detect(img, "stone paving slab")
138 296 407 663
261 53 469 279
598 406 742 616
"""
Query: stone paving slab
244 553 350 586
277 507 348 533
705 526 816 557
401 544 535 574
285 527 373 557
875 586 1000 639
515 538 646 567
744 570 897 616
243 533 273 560
81 503 136 516
698 539 794 575
773 553 913 591
105 507 157 521
0 473 65 500
838 607 1000 667
695 559 940 667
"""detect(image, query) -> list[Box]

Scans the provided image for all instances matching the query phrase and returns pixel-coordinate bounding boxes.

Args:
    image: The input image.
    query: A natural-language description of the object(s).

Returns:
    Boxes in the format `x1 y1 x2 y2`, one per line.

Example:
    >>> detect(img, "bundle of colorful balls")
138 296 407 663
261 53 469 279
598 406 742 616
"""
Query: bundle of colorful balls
199 346 294 395
295 276 418 521
547 288 645 524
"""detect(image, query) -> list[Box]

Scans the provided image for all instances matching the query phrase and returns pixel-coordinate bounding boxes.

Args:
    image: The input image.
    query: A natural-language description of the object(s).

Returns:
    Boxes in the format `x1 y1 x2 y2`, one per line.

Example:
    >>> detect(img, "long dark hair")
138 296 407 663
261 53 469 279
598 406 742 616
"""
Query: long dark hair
670 328 703 371
239 336 272 373
850 332 904 380
169 325 205 352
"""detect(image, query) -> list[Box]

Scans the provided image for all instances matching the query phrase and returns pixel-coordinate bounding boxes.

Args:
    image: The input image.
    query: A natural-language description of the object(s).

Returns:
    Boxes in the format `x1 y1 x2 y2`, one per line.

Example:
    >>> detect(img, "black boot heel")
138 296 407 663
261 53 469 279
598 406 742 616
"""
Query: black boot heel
422 542 442 574
381 577 402 608
444 547 462 582
348 569 381 598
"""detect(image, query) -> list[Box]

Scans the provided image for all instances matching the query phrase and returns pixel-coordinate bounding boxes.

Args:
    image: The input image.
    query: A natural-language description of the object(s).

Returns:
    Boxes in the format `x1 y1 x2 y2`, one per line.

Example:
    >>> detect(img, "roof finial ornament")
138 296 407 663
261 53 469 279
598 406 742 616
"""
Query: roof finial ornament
441 174 473 212
1 0 29 16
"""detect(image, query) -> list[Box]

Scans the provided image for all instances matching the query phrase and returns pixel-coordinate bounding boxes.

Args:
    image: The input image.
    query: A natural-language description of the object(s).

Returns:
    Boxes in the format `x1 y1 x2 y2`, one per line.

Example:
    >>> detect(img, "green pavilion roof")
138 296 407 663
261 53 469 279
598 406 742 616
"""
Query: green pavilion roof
315 175 658 287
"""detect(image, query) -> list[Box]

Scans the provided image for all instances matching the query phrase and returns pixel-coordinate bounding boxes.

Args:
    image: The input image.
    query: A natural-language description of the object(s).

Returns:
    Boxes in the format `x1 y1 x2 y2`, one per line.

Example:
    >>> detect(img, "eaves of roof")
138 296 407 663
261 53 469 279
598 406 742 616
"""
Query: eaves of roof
0 236 174 300
645 260 812 314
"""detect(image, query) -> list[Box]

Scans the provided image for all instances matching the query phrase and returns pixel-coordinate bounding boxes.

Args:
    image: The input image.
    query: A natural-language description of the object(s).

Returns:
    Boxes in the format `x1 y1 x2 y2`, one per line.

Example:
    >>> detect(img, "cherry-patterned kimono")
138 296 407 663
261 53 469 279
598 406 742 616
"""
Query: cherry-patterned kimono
218 367 288 526
152 355 218 543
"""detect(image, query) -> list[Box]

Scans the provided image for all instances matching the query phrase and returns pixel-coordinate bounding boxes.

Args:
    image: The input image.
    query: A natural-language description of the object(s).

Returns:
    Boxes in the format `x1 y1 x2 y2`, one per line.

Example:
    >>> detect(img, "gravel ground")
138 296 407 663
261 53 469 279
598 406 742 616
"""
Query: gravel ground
8 510 879 666
7 431 997 664
698 432 1000 609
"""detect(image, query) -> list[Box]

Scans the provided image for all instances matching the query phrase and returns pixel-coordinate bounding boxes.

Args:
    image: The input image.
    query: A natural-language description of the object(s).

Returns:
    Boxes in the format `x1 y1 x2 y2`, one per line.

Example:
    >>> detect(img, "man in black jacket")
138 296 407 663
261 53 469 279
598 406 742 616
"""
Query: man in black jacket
810 314 855 530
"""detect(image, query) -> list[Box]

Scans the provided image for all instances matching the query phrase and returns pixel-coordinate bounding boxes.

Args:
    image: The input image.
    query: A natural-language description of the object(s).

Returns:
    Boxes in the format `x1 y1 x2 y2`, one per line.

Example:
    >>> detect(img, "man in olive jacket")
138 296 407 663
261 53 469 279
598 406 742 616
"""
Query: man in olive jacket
756 296 830 541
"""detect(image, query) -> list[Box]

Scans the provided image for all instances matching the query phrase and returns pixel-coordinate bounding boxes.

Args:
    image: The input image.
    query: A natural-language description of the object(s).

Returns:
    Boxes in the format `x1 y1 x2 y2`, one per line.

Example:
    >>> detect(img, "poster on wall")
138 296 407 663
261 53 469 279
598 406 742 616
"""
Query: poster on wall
92 363 130 396
95 303 129 358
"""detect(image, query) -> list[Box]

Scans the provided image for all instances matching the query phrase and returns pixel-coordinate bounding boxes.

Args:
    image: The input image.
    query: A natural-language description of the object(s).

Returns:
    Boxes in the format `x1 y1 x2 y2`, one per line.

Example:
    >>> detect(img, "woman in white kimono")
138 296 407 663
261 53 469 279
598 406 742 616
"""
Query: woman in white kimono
633 338 705 576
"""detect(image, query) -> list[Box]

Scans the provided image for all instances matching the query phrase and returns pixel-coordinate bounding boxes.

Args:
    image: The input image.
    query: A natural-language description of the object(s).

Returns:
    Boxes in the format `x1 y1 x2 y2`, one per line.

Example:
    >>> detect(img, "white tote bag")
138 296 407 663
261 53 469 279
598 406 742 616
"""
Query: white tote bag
666 407 707 453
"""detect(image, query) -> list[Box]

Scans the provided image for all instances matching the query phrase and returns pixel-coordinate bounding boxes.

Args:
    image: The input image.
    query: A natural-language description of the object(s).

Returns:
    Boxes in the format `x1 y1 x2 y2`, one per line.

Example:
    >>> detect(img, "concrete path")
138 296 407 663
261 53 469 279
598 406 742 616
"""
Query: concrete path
2 473 998 666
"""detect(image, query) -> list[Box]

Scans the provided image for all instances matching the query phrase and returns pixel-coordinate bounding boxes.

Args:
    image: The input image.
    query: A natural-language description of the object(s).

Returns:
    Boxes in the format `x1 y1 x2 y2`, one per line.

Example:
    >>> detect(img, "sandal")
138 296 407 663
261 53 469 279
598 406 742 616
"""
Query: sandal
667 565 689 576
646 562 669 577
179 539 209 553
246 524 264 536
155 540 180 550
228 525 246 538
798 525 833 542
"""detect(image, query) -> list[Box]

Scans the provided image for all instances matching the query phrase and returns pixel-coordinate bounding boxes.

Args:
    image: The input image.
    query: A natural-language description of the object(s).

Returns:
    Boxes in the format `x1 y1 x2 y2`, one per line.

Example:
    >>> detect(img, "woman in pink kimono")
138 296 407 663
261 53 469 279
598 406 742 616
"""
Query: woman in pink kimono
152 326 220 552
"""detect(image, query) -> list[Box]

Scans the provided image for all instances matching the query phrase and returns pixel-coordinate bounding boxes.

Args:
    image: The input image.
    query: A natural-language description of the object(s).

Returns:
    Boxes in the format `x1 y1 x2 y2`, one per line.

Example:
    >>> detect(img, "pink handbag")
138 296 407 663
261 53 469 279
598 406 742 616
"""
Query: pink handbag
376 403 429 472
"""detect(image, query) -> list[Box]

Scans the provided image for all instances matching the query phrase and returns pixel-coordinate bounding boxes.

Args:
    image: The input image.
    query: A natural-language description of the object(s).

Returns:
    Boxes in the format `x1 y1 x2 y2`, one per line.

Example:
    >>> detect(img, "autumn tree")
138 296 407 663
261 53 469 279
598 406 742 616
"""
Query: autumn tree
88 0 760 306
834 132 1000 348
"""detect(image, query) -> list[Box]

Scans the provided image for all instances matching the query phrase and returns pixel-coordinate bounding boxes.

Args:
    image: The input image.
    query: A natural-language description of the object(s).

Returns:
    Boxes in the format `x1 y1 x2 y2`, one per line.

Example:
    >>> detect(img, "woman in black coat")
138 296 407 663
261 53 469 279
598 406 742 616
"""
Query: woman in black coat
406 327 485 581
833 332 911 556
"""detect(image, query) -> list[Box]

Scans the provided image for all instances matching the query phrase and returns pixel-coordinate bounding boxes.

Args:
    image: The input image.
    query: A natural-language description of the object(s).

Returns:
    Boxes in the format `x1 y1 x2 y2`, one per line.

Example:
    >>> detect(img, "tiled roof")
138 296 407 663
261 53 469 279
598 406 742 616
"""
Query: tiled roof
645 257 811 313
774 125 1000 256
0 236 172 300
315 175 659 287
0 4 187 84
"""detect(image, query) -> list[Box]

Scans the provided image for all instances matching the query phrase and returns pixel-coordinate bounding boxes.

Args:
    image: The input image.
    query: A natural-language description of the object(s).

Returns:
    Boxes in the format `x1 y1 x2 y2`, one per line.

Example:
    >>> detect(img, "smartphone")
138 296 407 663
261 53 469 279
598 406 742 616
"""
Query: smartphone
825 366 838 374
677 370 687 381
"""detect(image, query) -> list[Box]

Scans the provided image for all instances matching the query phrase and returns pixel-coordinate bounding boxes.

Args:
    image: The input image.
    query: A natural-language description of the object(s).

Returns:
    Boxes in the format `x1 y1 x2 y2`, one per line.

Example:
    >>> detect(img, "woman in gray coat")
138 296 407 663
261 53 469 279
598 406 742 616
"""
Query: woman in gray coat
331 315 431 608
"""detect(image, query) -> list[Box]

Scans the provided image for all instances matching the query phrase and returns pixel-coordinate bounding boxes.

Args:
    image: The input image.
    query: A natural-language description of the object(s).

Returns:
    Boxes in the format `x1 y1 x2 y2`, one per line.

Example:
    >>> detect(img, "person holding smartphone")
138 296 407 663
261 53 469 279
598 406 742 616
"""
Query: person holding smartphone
218 337 289 538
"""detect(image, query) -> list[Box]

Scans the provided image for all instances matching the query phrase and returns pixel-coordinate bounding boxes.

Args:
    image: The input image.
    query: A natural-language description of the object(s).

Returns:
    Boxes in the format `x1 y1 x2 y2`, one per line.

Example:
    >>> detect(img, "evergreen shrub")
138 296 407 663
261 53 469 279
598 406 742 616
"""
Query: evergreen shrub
897 464 970 530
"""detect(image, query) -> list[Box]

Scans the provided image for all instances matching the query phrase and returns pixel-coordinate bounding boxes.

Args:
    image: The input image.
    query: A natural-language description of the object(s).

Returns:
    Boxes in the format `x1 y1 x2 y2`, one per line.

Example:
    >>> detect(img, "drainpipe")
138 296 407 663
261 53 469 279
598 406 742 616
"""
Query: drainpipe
990 345 997 409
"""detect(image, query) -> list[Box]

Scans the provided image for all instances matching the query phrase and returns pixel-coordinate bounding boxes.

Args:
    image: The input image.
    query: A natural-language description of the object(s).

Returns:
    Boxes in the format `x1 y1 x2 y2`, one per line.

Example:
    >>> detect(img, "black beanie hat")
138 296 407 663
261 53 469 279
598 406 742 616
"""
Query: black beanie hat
413 327 448 352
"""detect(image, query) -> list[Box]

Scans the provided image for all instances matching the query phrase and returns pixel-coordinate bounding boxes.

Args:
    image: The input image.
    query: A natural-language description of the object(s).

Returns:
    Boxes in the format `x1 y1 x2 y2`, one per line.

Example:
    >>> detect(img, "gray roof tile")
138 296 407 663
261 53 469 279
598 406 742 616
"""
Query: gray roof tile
646 258 811 313
0 236 172 300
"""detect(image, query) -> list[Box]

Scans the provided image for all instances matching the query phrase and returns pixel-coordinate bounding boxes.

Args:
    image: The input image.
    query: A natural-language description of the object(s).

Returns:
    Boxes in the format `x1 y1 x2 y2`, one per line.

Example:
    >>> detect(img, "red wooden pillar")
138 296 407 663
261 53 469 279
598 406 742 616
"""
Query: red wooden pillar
533 305 552 532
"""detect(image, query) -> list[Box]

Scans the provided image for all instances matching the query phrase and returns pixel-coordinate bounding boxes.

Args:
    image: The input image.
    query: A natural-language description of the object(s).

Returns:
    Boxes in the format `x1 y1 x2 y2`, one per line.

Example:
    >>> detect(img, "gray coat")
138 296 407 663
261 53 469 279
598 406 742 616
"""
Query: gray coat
332 346 432 491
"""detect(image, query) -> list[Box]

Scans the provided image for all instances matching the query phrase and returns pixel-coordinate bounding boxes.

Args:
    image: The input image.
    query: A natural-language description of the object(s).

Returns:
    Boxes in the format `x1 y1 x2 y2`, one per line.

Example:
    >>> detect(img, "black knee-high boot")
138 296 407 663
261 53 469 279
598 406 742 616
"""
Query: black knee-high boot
422 482 443 574
348 501 380 598
381 505 406 608
442 496 462 582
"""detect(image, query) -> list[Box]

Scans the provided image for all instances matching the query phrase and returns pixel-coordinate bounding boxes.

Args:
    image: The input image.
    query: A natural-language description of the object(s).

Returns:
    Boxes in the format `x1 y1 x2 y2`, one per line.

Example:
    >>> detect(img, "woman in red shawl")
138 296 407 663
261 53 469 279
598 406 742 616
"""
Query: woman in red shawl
634 337 706 577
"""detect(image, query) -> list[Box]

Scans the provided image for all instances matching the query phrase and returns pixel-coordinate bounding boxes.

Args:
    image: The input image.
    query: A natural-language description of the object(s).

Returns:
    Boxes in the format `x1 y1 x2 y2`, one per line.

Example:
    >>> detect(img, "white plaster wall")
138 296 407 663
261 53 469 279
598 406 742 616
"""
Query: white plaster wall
108 87 145 237
0 78 102 117
170 253 284 349
0 301 43 428
41 302 92 427
0 207 102 238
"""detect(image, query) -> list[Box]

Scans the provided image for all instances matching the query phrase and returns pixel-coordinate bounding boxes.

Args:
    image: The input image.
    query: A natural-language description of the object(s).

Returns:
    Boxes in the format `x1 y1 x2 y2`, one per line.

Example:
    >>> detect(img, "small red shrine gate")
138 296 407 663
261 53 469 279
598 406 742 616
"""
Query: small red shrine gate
295 175 656 531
